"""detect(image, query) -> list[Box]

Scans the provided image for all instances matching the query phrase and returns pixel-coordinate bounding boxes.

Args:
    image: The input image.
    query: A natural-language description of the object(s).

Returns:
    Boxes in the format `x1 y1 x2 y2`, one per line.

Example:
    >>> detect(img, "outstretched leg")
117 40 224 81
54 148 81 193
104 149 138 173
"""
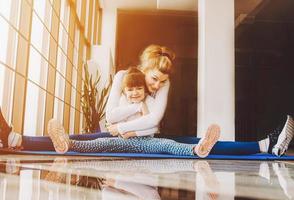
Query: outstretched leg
210 115 294 156
48 119 220 157
0 108 111 150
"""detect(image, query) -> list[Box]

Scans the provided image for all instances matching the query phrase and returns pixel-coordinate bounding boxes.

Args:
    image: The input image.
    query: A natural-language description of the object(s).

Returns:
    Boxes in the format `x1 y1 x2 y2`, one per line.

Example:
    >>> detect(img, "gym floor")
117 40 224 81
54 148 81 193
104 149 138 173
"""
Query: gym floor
0 154 293 200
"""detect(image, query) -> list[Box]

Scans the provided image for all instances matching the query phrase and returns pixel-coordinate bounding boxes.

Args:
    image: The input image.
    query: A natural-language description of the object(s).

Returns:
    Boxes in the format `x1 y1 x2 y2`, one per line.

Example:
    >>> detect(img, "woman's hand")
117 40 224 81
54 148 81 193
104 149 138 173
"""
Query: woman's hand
107 124 119 136
121 131 136 139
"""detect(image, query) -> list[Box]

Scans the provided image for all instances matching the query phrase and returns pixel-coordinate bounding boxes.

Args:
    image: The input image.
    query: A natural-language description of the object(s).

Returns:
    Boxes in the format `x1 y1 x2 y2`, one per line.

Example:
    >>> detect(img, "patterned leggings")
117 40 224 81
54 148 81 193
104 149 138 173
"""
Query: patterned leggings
71 137 195 156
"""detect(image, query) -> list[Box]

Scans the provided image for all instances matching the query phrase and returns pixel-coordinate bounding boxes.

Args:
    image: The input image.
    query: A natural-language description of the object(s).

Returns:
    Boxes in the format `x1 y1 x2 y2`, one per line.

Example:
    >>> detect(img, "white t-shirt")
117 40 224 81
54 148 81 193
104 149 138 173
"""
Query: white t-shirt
105 70 170 135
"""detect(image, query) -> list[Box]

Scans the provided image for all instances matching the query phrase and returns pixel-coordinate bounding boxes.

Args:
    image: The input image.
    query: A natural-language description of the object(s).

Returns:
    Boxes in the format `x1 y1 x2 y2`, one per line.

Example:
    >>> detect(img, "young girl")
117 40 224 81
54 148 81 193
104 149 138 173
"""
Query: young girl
106 67 159 139
47 67 220 157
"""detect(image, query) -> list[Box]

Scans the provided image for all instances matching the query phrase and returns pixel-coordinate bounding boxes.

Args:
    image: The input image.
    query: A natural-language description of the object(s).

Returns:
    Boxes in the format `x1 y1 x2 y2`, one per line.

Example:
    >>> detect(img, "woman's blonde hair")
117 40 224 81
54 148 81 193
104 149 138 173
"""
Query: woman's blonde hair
122 67 147 92
139 44 175 75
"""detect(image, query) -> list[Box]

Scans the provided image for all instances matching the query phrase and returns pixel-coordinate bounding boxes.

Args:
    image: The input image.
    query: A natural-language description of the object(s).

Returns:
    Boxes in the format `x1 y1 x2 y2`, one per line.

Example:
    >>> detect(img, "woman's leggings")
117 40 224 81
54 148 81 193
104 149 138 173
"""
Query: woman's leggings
22 133 261 155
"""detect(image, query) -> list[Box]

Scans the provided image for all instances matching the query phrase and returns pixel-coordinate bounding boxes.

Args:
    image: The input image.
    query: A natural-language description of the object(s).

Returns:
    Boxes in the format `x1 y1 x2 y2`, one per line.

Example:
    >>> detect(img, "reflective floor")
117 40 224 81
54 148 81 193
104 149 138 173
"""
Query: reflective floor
0 155 293 200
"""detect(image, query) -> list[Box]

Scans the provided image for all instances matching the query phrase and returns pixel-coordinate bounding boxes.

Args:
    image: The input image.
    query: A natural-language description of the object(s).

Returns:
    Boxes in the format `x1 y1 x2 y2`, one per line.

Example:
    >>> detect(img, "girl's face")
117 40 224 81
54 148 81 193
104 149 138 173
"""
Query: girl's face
144 69 169 93
124 86 145 103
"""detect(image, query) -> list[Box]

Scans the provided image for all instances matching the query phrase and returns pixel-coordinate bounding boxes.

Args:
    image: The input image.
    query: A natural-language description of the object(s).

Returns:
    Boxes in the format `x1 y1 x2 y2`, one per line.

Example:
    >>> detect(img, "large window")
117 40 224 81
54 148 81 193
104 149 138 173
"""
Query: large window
0 0 21 122
0 0 101 135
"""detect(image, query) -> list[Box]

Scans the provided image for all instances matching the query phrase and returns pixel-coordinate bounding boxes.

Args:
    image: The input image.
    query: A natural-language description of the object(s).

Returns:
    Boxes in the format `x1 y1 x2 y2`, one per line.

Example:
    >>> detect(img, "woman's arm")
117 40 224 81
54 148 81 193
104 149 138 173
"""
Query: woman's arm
135 127 158 136
107 104 141 124
105 70 127 123
116 81 170 134
121 127 158 139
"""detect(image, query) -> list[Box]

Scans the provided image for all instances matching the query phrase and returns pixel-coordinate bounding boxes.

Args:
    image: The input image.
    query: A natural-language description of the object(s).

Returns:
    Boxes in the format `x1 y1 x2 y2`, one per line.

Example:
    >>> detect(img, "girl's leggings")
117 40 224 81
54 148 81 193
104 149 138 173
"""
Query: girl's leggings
71 137 195 156
22 133 260 155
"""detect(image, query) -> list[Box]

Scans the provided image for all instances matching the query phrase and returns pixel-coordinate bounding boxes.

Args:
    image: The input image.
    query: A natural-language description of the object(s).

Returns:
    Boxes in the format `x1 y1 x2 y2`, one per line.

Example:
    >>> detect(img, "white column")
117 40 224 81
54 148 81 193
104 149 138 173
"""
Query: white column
197 0 235 141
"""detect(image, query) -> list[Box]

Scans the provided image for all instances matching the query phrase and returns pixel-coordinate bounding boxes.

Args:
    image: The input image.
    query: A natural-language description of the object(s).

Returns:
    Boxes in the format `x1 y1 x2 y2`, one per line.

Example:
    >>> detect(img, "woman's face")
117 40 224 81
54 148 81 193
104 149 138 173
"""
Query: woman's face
144 69 169 93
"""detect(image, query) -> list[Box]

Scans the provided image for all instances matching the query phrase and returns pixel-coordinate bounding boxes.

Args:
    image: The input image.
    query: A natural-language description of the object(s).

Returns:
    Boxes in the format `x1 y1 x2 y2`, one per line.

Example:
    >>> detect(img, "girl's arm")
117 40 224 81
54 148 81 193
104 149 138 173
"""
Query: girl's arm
120 97 158 138
107 96 142 124
117 81 170 134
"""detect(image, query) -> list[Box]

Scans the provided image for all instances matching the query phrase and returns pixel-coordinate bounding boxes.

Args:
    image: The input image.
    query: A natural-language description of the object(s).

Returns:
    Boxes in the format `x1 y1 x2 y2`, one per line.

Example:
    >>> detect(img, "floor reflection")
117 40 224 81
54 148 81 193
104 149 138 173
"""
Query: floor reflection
0 155 293 200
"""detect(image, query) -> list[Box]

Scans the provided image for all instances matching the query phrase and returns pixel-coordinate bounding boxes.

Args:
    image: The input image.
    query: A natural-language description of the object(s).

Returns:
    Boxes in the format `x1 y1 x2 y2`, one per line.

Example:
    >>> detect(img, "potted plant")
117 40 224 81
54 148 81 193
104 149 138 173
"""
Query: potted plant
81 62 112 133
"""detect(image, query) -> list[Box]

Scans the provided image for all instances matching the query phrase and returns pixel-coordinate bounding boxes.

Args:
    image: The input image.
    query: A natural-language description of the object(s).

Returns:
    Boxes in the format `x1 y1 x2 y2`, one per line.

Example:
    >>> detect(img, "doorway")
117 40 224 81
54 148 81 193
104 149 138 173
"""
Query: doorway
115 10 197 136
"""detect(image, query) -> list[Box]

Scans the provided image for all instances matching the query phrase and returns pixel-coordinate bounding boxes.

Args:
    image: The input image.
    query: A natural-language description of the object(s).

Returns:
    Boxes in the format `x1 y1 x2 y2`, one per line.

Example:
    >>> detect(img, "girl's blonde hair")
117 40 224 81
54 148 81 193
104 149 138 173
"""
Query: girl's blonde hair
122 67 147 91
139 44 175 75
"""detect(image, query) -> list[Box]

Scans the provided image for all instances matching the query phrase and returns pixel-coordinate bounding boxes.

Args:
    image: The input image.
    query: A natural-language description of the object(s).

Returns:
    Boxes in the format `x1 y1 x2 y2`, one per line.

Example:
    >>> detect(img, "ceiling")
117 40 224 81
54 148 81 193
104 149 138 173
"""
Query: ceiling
99 0 198 11
99 0 265 17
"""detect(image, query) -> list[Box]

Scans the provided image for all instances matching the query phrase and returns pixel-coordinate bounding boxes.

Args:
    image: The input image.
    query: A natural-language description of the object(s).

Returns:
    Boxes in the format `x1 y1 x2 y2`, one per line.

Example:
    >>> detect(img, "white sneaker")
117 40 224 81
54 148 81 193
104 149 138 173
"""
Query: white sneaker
47 119 70 154
272 115 294 156
8 132 22 148
194 124 220 158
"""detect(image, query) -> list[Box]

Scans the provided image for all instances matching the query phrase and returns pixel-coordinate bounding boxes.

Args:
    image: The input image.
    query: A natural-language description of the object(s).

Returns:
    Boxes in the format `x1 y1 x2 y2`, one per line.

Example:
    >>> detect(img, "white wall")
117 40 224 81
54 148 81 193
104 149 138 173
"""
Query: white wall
90 8 117 81
89 5 118 131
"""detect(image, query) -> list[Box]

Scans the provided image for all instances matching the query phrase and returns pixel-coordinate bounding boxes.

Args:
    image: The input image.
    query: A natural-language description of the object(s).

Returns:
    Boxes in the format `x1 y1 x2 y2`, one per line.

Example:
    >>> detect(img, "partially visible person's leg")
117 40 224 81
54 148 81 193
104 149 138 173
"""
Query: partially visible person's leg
8 132 112 151
168 131 260 155
1 106 112 150
210 115 294 156
70 132 112 140
210 140 260 155
140 137 196 156
22 136 55 151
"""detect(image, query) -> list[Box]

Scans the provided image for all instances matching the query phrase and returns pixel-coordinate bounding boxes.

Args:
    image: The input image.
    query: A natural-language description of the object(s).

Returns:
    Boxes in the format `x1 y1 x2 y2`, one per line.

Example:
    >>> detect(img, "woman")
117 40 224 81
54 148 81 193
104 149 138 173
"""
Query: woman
105 45 175 137
1 45 293 156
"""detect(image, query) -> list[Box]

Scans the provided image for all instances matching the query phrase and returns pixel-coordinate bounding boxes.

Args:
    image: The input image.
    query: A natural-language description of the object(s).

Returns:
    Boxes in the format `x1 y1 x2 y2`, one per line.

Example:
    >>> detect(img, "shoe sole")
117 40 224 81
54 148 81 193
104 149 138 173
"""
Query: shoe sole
195 124 220 158
47 119 69 154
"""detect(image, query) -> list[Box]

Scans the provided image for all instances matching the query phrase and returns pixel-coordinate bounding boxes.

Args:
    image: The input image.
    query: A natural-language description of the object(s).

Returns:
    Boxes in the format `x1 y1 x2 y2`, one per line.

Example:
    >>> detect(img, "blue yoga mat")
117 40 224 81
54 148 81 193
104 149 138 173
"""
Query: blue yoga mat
1 149 294 160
